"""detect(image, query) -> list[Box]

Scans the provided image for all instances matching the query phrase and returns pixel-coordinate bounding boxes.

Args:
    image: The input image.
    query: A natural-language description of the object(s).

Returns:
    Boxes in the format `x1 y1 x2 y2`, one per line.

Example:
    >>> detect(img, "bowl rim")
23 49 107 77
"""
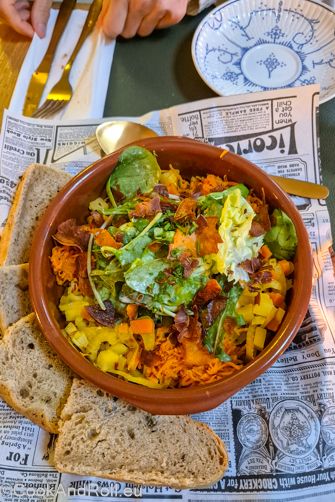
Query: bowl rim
29 136 313 414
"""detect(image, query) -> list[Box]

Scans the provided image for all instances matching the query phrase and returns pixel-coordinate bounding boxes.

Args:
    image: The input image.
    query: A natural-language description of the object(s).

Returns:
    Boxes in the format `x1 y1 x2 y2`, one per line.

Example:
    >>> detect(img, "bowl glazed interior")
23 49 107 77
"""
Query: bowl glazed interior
29 137 313 415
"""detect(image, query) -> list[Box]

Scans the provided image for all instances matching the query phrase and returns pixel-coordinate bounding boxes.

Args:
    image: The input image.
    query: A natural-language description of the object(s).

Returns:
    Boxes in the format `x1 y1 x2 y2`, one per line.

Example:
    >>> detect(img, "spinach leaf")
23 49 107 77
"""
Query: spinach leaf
113 234 152 267
124 258 167 296
204 284 244 360
155 264 207 311
108 146 161 200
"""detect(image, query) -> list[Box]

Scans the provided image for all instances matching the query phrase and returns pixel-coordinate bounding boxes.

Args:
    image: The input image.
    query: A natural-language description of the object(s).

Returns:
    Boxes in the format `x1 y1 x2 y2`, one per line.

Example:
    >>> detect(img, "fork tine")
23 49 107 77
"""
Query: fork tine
32 99 66 119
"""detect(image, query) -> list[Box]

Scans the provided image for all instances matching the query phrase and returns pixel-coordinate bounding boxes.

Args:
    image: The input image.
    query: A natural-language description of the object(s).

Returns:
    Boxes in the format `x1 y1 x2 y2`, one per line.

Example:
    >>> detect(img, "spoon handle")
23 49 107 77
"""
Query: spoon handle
270 175 329 200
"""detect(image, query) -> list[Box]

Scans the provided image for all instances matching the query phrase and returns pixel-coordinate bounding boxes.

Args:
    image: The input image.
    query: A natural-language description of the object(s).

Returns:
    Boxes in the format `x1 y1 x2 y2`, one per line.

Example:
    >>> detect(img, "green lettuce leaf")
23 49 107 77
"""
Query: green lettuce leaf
264 209 297 260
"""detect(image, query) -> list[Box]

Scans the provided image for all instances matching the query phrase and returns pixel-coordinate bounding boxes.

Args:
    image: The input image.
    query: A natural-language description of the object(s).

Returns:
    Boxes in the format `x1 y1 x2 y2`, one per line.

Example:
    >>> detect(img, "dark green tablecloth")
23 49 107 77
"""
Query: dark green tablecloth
104 10 334 238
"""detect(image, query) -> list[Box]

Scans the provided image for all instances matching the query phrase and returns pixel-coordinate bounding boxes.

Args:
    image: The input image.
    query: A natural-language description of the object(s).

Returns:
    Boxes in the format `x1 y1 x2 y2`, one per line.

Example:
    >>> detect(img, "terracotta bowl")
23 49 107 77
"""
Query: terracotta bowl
29 137 312 415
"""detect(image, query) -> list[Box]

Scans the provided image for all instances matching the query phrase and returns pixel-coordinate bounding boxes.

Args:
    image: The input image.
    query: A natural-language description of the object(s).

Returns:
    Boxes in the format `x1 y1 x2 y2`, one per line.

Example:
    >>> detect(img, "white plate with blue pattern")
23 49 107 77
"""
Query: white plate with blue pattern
192 0 335 103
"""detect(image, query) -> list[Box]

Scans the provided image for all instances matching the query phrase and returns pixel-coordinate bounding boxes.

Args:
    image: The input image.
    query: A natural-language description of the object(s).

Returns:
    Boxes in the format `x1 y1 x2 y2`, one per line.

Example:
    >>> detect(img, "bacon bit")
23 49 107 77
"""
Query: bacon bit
173 306 189 341
53 219 91 251
77 252 93 297
130 195 161 219
168 229 197 258
50 246 79 285
174 198 197 222
250 267 273 285
200 297 227 331
173 306 202 343
240 258 262 274
223 316 237 335
94 228 122 248
247 193 264 214
194 279 222 306
159 198 178 212
196 216 222 256
153 184 169 197
179 251 199 278
87 211 104 227
250 205 271 236
86 301 115 327
250 220 266 237
148 242 162 253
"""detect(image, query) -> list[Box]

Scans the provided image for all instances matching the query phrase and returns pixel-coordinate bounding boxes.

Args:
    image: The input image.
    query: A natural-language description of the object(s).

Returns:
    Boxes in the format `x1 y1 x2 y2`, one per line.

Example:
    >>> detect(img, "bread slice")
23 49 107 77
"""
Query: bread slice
0 313 73 433
0 164 72 266
54 378 228 488
0 264 31 336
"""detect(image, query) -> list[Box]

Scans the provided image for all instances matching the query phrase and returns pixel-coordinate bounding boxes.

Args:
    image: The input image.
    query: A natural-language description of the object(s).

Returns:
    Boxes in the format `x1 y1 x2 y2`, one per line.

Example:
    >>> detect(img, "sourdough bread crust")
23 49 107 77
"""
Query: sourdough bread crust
54 379 228 488
0 164 71 266
0 313 73 433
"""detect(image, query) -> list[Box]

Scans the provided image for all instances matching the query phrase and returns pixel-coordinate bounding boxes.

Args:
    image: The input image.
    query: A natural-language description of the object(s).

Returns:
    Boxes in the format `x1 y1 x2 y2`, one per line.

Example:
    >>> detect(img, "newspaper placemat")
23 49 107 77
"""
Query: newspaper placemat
0 84 335 501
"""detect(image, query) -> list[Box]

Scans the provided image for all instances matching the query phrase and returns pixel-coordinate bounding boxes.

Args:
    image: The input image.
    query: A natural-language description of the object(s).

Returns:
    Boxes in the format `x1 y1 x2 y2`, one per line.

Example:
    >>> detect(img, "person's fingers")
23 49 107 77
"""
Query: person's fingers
156 1 188 30
137 7 166 37
15 1 31 22
30 0 52 38
121 0 152 39
0 1 34 37
100 0 128 39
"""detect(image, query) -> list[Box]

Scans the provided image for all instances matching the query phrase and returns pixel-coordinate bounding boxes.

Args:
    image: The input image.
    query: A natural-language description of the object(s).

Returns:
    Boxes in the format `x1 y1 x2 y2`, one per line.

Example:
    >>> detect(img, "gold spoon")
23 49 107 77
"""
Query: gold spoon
96 121 329 200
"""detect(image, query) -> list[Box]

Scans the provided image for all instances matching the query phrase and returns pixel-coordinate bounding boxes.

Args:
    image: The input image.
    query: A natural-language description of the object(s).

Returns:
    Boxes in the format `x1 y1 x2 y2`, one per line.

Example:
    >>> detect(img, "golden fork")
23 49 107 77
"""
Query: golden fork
33 0 103 119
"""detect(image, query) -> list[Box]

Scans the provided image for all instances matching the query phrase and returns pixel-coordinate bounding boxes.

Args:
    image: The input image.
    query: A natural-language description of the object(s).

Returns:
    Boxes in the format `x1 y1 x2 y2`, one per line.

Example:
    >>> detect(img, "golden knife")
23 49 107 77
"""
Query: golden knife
23 0 77 117
270 175 329 200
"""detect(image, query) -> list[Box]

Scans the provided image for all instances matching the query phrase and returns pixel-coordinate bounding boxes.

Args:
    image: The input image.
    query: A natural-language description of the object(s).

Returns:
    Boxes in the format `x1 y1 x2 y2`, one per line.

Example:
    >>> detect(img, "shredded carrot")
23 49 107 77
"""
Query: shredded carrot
144 337 242 388
50 246 79 285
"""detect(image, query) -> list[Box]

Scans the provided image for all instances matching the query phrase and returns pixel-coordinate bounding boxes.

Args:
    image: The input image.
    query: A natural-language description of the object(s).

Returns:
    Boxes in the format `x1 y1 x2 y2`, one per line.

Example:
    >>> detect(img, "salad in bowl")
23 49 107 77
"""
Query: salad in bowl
50 145 298 390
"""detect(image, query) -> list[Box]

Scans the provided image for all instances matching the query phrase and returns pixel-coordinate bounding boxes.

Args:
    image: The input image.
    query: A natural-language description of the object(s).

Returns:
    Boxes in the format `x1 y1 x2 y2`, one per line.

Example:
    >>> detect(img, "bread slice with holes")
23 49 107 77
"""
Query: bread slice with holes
0 313 73 433
54 378 228 488
0 264 32 336
0 164 72 266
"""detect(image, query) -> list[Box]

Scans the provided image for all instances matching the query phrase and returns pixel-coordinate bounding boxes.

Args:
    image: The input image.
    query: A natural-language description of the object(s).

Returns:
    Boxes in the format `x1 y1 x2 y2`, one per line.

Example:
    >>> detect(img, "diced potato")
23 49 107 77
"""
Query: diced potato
253 293 275 317
112 343 128 355
140 332 156 351
254 327 267 351
251 315 266 326
74 316 87 330
65 322 77 335
117 355 127 371
237 304 254 323
59 300 90 322
96 348 119 372
246 326 256 361
71 331 89 350
86 330 119 360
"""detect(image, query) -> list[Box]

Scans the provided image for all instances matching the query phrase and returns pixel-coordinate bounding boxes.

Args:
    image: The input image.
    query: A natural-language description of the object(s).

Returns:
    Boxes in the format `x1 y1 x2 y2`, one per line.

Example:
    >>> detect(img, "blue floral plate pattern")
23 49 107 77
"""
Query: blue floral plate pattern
192 0 335 103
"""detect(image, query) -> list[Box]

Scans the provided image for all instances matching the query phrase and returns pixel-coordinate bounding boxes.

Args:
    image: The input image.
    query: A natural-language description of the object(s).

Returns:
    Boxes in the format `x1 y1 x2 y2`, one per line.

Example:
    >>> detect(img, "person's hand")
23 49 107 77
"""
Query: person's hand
99 0 189 39
0 0 52 38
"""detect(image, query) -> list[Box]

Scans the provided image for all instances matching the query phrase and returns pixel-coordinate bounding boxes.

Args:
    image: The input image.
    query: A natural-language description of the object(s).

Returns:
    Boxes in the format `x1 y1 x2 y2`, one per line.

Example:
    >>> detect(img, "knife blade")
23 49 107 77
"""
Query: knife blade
270 175 329 200
23 0 77 117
